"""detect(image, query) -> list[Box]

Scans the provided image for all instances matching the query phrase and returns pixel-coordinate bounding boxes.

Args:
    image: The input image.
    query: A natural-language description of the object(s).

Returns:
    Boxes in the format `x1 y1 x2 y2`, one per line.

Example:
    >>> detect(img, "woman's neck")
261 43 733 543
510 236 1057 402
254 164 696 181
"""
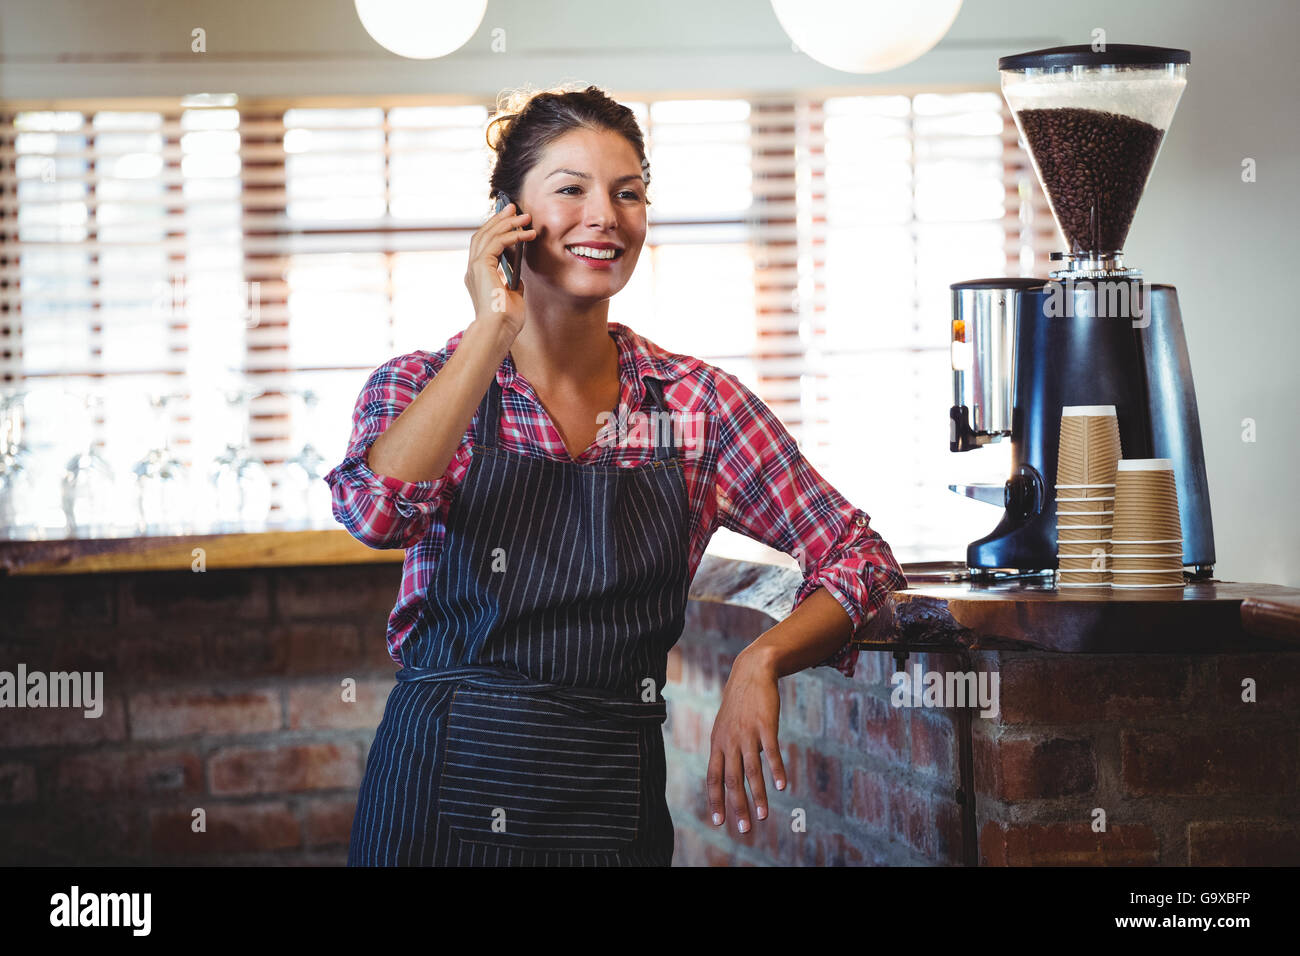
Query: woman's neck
509 307 618 395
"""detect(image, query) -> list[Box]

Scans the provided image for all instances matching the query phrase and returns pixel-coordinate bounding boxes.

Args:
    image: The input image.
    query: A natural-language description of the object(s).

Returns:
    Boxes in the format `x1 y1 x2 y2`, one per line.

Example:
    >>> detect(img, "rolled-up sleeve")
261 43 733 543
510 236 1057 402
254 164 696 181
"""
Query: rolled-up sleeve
324 352 466 550
712 370 908 679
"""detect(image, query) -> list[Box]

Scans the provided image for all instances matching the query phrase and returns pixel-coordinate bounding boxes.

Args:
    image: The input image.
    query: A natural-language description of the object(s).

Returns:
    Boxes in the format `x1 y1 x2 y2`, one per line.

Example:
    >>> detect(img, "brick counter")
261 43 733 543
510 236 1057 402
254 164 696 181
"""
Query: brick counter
1 558 1297 865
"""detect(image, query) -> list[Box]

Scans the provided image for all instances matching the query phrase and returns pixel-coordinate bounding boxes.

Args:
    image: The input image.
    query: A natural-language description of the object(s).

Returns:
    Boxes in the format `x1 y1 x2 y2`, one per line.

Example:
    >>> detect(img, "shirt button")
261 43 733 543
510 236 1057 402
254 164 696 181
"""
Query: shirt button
853 513 867 527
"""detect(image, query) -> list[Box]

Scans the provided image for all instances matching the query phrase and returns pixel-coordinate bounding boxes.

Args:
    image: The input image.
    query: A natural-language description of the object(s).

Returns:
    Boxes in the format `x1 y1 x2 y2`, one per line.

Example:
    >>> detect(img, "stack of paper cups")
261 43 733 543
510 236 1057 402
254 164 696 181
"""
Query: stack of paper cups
1111 459 1185 588
1055 406 1121 588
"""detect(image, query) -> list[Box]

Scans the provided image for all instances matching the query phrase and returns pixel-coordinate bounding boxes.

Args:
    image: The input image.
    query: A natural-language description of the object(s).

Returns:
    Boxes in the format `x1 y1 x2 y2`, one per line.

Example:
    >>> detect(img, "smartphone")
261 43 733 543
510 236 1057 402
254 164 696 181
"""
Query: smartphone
494 192 525 291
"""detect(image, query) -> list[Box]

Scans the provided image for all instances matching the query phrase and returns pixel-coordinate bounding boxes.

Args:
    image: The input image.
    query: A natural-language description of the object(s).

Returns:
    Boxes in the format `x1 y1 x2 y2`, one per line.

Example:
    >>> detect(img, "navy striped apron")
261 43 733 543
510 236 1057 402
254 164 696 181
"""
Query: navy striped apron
348 373 690 866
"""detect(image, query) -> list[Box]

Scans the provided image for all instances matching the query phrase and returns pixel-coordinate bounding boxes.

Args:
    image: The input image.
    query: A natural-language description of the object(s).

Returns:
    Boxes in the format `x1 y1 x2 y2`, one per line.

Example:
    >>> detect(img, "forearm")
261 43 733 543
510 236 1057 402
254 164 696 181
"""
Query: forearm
366 313 515 483
741 586 855 680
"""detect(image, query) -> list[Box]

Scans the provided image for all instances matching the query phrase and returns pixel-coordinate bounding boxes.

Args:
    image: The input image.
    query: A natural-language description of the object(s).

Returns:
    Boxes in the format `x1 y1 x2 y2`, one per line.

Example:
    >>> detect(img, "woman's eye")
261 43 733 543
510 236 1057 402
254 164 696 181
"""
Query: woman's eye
557 185 644 201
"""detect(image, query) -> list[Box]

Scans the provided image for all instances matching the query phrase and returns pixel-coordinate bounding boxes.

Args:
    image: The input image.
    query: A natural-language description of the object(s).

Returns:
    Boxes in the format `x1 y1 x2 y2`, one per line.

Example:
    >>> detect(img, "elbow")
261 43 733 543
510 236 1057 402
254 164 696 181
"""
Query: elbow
330 489 424 551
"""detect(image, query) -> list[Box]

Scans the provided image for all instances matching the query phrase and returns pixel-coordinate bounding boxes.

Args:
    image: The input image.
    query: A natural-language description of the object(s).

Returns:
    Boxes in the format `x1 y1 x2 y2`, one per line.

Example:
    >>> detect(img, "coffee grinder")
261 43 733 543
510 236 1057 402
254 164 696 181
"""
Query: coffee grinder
948 44 1216 580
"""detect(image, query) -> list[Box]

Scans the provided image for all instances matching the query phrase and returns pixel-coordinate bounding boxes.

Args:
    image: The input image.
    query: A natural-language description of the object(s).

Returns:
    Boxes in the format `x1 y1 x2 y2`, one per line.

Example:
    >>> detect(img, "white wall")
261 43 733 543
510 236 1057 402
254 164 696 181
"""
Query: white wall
2 0 1296 585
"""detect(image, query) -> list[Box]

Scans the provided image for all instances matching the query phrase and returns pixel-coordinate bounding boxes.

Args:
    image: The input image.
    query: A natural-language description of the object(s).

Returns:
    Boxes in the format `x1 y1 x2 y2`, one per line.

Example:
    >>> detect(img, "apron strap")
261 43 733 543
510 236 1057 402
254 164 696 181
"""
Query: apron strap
394 662 667 723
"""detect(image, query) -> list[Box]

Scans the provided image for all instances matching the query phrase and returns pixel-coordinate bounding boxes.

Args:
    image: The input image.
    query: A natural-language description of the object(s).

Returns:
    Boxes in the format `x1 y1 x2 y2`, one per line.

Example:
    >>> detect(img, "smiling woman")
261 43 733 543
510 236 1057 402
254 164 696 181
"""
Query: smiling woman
332 83 908 868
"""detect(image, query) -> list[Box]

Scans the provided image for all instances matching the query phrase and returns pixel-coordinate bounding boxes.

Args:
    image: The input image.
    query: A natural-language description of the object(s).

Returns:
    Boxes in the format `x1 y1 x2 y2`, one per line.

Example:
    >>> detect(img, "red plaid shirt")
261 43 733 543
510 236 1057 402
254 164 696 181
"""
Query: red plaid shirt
324 321 907 680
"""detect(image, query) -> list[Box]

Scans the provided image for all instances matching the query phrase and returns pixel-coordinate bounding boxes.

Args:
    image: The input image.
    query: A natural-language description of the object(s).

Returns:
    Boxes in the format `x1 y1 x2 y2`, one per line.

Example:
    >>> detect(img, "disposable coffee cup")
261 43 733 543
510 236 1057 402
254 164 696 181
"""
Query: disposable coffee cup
1058 406 1122 485
1058 554 1110 570
1058 510 1114 527
1112 553 1183 571
1055 484 1116 499
1059 569 1112 585
1112 538 1182 556
1113 516 1183 539
1058 526 1111 542
1056 496 1113 514
1111 569 1185 585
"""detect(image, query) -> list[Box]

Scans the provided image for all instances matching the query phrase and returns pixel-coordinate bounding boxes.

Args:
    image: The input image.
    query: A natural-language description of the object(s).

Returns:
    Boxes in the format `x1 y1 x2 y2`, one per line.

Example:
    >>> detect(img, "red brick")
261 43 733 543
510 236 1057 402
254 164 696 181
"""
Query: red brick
861 693 907 762
791 676 823 736
888 780 931 856
666 646 683 686
364 636 401 673
115 630 204 684
672 825 706 867
1 804 146 864
1212 654 1300 713
120 569 270 623
804 748 841 812
304 795 358 848
669 700 704 756
980 821 1159 866
999 654 1197 724
703 840 735 866
1122 727 1294 796
692 643 718 696
0 762 37 804
911 709 956 783
272 565 403 619
209 742 361 795
0 575 115 635
288 677 390 730
825 685 866 745
0 695 127 748
129 688 280 740
56 747 202 797
847 768 886 828
977 734 1097 801
150 800 300 856
933 797 965 864
1187 821 1300 866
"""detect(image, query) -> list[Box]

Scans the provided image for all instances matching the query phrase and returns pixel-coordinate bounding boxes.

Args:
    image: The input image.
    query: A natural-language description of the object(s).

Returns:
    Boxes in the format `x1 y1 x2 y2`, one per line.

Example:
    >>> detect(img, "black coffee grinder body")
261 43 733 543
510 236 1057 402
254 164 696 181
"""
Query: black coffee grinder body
950 279 1215 576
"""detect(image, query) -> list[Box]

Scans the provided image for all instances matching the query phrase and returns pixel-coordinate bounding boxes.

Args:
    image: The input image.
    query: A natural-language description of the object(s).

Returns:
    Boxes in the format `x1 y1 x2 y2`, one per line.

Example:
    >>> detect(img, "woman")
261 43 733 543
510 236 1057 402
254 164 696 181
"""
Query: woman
328 84 907 867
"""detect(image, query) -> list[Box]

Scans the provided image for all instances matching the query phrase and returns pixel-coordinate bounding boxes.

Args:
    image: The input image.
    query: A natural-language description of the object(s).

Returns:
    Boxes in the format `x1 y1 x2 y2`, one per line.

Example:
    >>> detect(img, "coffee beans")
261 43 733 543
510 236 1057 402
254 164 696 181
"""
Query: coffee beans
1018 107 1164 256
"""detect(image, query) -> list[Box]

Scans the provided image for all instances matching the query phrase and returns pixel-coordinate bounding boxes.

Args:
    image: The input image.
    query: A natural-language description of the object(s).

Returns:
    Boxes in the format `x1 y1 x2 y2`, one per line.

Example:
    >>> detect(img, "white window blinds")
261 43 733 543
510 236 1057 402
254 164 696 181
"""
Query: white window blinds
0 90 1052 555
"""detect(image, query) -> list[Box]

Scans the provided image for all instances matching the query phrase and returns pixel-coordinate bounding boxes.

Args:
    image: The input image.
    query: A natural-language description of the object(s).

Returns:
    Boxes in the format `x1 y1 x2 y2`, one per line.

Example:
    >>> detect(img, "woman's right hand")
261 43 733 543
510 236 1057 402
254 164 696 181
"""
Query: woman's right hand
465 201 536 337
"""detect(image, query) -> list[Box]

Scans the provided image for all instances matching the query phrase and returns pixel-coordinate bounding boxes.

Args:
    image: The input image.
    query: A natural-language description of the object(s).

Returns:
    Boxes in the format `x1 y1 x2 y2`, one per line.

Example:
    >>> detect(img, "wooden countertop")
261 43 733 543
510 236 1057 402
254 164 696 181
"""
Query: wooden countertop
0 528 403 575
3 531 1297 653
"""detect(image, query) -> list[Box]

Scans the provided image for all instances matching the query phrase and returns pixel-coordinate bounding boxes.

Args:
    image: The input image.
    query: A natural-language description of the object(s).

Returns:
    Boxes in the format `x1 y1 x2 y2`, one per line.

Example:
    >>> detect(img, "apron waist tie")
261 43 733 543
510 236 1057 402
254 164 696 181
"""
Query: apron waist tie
394 663 667 723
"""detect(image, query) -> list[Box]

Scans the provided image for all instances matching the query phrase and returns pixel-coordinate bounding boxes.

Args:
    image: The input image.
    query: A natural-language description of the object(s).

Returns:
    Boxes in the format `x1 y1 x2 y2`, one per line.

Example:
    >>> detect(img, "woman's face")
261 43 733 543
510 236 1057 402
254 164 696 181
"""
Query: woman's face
516 127 648 302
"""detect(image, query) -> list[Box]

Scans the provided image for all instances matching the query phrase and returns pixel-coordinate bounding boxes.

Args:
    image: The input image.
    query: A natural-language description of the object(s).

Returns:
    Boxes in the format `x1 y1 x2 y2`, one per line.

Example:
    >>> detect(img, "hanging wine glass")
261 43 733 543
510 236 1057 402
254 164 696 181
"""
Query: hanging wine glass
62 389 117 535
209 386 272 531
131 391 192 534
279 387 333 528
0 388 33 531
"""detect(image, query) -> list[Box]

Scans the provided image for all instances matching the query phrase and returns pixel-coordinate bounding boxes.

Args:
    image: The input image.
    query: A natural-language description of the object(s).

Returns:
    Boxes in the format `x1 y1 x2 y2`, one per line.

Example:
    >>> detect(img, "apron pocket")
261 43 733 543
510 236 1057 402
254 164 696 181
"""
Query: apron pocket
438 687 642 855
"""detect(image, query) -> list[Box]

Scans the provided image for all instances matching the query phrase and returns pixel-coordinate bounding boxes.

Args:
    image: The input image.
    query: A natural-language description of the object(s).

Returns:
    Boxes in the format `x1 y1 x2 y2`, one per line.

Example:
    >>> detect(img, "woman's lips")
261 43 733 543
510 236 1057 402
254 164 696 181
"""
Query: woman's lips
565 246 622 269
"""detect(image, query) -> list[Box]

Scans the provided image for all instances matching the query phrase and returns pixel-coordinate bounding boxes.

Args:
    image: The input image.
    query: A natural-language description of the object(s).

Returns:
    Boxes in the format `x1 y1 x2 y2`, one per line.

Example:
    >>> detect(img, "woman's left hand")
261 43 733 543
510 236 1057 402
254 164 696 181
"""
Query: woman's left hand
706 645 787 835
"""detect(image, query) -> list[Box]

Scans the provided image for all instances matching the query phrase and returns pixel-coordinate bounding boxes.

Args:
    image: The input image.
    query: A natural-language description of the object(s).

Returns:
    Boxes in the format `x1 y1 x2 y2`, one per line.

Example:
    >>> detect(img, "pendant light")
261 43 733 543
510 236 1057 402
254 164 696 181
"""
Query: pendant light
770 0 963 73
354 0 488 60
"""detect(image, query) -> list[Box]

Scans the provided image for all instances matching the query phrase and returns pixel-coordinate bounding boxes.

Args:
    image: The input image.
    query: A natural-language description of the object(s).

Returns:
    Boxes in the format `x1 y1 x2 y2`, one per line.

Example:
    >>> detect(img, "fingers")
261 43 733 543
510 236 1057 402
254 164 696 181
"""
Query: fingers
760 724 787 792
724 745 753 834
706 748 726 829
470 204 534 260
743 746 767 822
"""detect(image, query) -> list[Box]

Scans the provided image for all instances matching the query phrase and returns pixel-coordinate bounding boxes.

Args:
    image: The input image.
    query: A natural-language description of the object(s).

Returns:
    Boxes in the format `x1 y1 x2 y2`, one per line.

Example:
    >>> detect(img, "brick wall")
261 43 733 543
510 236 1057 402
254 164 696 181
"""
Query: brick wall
666 600 1300 866
2 563 1298 865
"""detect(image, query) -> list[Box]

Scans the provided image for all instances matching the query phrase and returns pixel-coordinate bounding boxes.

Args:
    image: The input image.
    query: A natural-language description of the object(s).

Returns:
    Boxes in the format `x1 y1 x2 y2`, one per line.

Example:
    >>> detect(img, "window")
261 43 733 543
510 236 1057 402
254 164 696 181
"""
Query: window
0 91 1051 556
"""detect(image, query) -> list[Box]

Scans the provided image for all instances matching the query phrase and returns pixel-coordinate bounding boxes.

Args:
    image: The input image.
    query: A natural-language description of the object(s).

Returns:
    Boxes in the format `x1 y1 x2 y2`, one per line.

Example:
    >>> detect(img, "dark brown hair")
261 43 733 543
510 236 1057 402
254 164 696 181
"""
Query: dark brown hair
485 82 651 212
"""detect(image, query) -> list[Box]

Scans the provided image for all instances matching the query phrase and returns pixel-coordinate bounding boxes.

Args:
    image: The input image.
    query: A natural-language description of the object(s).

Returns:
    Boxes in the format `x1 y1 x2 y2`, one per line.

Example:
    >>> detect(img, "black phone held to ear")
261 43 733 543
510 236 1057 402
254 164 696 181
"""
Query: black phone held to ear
494 192 525 291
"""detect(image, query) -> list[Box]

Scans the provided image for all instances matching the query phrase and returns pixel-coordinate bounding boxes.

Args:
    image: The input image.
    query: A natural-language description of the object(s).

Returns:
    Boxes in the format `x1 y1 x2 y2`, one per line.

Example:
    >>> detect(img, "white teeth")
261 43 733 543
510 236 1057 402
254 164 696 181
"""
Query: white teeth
566 245 618 260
